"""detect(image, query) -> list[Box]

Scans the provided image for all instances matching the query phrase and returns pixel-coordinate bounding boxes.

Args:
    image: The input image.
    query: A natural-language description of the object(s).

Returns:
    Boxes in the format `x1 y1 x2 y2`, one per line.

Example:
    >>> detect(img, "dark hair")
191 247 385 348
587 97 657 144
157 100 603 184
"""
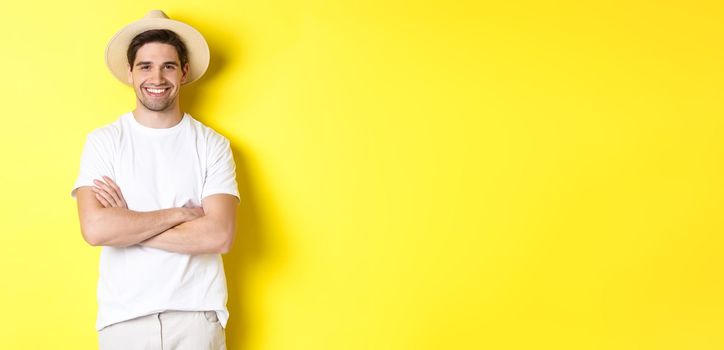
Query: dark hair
127 29 189 70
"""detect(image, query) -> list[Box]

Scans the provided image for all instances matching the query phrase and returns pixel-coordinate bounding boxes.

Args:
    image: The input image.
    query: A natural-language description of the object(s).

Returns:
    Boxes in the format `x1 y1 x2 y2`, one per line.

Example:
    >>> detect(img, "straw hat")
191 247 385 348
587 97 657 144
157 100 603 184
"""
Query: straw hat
105 10 210 85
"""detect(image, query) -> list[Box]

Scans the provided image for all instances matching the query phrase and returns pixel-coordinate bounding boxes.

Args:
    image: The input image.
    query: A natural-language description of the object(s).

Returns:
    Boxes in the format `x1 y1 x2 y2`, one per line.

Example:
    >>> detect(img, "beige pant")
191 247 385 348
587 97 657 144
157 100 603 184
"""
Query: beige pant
98 311 226 350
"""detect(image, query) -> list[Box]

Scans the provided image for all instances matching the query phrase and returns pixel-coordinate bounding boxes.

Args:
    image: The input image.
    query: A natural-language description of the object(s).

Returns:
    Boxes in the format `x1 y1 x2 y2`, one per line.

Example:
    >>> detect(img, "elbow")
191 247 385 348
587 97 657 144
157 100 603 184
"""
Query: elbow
218 244 231 255
217 237 232 254
215 229 234 254
81 228 103 246
79 214 107 247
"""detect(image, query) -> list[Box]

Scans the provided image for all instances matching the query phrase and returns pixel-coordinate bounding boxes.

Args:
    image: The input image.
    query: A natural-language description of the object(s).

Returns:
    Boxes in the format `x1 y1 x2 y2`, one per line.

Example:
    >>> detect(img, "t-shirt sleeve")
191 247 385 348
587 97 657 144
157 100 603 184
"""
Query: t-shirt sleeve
71 131 115 199
202 135 240 202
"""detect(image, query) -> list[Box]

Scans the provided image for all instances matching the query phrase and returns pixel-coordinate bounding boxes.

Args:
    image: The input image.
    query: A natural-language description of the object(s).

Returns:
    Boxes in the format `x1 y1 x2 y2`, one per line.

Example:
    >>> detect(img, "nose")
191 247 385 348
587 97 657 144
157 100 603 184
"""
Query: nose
149 67 164 84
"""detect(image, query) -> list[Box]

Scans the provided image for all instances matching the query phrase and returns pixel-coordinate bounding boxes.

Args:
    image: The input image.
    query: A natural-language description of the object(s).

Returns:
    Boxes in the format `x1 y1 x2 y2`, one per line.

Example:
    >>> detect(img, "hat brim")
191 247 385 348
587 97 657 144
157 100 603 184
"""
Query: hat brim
105 18 209 85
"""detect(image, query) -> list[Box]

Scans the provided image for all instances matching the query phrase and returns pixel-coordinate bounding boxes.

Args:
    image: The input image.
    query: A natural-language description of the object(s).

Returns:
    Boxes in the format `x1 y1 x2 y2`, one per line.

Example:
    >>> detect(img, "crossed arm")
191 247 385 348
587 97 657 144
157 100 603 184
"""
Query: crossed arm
76 176 238 255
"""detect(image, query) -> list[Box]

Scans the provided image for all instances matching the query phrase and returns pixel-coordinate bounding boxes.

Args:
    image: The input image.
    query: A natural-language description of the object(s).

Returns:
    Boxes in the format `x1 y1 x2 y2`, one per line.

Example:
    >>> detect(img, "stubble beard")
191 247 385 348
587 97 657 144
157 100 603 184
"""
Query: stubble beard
139 95 174 111
136 86 178 112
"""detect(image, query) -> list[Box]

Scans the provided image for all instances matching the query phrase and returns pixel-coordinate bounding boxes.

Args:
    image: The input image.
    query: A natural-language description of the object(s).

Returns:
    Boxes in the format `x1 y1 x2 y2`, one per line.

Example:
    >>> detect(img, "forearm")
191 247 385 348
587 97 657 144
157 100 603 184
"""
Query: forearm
81 207 192 247
140 215 233 255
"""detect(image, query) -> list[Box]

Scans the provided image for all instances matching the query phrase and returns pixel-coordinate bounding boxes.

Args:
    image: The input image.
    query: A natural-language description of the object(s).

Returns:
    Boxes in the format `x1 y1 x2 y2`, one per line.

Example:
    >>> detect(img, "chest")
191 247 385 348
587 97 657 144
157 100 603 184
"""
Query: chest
113 132 206 211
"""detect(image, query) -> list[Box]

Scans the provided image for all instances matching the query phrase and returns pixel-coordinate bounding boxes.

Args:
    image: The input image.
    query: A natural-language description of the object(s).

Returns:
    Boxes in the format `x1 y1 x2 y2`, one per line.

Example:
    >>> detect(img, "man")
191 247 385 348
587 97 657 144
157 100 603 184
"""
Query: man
71 10 237 350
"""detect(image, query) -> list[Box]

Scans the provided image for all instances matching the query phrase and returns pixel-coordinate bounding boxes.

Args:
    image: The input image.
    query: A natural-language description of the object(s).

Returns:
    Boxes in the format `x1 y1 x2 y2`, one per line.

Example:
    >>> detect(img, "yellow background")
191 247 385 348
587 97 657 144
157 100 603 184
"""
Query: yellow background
1 0 723 349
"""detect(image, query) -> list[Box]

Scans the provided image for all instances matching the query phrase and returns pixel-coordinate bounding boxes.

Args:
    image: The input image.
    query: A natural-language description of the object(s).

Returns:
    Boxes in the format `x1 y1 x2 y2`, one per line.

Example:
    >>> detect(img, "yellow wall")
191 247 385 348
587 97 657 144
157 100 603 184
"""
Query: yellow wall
1 0 723 349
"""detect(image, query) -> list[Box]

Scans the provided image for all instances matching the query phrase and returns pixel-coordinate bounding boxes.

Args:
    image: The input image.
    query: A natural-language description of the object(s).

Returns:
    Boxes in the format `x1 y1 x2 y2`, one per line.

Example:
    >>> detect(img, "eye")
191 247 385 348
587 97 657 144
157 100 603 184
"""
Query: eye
140 65 150 71
165 65 176 70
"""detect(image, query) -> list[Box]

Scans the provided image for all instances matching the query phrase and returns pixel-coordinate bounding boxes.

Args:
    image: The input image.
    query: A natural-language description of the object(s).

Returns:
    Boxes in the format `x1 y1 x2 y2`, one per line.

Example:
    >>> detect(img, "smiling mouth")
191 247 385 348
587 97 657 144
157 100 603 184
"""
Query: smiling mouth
143 87 170 97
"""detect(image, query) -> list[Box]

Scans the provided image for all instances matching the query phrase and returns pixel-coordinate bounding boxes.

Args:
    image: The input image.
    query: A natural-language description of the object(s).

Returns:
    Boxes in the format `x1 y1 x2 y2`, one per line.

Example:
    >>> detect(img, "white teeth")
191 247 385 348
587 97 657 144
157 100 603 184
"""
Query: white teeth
145 88 166 94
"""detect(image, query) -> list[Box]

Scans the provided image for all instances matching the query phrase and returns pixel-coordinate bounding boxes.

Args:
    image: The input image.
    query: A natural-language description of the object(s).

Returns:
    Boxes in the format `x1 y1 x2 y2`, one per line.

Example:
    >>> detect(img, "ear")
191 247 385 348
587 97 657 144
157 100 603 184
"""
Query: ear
181 63 190 83
126 65 133 85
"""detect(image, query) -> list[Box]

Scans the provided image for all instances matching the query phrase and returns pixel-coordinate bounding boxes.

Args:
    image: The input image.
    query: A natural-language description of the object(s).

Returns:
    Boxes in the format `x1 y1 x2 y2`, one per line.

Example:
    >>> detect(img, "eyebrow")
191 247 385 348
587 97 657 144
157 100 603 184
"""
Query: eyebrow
135 61 179 67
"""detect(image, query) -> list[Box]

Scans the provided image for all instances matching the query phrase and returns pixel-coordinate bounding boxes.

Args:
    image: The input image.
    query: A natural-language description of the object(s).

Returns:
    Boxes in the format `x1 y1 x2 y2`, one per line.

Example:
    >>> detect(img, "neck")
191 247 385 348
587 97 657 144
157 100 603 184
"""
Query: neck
132 102 184 129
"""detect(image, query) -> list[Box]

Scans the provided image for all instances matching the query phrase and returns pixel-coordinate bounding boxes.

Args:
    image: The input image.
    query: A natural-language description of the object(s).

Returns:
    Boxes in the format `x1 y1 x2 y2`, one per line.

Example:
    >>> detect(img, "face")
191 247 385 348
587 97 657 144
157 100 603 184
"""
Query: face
127 42 188 112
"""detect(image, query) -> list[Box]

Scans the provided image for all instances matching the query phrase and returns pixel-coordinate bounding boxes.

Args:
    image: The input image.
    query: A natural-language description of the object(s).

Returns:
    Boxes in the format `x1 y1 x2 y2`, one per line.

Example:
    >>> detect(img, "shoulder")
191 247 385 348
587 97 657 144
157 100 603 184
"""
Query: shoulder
85 114 125 143
187 115 232 147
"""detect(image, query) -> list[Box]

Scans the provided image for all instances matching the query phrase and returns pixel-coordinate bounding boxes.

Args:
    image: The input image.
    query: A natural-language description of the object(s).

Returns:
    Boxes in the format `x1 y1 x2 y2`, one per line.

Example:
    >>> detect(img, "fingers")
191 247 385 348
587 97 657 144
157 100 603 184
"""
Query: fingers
93 180 122 207
193 206 205 217
185 206 206 221
92 177 127 208
92 187 113 207
93 179 121 207
102 176 128 208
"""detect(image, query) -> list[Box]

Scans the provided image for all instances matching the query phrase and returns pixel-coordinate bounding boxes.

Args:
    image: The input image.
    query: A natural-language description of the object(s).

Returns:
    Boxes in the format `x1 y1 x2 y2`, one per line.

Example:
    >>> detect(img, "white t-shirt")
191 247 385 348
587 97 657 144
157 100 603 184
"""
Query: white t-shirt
71 112 240 331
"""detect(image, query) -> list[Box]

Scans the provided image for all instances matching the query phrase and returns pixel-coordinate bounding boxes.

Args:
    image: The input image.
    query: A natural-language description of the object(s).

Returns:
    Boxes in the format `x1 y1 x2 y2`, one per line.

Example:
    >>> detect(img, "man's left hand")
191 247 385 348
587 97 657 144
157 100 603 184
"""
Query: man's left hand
92 176 128 209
